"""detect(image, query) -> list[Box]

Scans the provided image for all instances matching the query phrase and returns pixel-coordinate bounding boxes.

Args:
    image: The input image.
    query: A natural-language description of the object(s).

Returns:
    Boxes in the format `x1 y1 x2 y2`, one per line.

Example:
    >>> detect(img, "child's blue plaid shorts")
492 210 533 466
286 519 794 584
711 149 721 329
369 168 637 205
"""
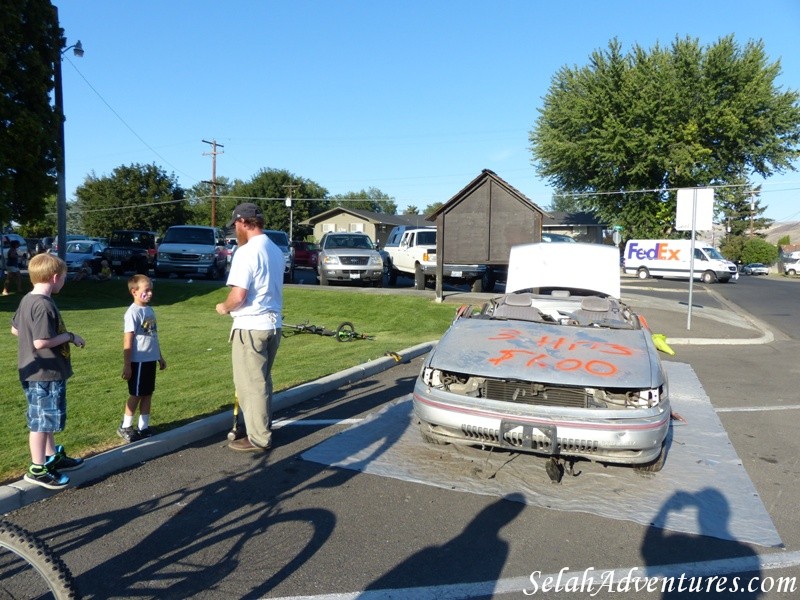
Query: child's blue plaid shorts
23 380 67 433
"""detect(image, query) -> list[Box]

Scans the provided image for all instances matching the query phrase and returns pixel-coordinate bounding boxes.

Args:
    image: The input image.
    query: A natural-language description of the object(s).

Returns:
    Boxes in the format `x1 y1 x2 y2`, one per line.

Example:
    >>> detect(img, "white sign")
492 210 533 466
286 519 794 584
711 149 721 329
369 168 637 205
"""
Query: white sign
676 188 714 231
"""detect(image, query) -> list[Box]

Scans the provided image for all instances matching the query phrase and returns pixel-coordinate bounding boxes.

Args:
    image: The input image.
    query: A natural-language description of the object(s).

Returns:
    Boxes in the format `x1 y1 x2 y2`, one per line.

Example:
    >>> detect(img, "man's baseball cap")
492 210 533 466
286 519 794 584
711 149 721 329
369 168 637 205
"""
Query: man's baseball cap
226 203 263 227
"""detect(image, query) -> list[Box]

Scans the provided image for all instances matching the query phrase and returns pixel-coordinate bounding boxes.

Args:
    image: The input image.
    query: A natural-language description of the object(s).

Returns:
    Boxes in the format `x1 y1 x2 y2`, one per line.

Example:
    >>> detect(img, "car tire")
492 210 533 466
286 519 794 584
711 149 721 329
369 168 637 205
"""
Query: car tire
788 269 797 276
414 263 425 290
388 266 399 286
701 270 715 284
470 278 484 293
634 443 666 473
637 267 649 280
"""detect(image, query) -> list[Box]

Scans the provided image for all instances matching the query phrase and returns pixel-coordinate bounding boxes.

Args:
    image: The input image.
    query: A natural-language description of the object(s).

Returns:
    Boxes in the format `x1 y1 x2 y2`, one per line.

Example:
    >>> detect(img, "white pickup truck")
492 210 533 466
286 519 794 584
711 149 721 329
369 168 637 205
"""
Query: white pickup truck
383 226 487 291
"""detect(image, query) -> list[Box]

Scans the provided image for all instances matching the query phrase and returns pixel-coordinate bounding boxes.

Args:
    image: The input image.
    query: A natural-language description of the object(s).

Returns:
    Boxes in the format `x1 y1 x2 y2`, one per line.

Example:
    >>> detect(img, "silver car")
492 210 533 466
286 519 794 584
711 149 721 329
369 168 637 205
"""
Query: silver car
317 232 384 286
413 243 670 480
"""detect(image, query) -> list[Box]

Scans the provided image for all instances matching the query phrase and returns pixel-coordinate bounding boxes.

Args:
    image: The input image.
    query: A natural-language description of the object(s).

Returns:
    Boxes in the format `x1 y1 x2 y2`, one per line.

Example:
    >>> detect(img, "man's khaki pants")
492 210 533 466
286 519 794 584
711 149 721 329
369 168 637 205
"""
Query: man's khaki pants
231 328 281 448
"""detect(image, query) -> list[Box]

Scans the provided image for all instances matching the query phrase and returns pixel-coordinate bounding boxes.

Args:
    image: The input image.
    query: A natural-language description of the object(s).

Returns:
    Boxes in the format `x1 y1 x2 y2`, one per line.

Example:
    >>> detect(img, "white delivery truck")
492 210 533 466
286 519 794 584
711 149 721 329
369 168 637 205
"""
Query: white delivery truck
623 239 739 283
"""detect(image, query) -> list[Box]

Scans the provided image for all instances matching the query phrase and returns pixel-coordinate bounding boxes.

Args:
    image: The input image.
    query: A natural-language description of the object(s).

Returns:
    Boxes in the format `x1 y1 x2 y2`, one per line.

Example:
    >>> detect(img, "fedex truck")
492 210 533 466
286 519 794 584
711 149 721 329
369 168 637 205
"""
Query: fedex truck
623 239 738 283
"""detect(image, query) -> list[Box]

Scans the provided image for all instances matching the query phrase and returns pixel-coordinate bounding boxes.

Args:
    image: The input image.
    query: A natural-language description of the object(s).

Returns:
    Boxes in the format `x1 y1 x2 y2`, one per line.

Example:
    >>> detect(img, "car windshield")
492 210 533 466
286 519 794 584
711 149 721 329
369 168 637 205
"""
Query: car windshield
66 242 94 254
265 232 289 249
111 232 153 247
325 235 374 250
163 228 214 245
704 247 726 261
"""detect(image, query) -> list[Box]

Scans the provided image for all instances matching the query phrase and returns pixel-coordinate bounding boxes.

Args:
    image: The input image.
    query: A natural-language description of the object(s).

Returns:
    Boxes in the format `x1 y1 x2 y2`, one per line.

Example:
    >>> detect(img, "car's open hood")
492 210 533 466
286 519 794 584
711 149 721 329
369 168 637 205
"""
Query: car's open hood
428 318 662 389
505 243 620 299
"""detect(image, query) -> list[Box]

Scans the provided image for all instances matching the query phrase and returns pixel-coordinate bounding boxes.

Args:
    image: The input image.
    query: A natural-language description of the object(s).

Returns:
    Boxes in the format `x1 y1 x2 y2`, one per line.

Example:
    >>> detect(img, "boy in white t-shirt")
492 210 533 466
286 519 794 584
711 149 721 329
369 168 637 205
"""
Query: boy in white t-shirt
118 274 166 442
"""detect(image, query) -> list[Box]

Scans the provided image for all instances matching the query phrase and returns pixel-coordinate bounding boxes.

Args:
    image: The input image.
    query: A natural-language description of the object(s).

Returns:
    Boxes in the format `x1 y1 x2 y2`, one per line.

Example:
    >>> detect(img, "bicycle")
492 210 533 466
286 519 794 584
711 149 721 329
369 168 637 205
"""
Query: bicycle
0 519 79 599
282 320 374 342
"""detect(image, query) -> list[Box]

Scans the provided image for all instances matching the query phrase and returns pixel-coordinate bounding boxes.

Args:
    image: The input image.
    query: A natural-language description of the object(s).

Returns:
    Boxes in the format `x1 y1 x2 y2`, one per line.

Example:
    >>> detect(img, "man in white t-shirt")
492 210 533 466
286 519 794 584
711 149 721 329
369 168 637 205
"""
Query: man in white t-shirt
215 203 284 451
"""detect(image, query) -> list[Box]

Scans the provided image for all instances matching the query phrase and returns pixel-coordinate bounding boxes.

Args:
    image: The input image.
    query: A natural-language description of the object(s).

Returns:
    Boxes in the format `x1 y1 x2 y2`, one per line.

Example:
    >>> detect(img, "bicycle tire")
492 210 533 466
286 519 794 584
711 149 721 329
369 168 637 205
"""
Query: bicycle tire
335 322 356 342
0 520 78 599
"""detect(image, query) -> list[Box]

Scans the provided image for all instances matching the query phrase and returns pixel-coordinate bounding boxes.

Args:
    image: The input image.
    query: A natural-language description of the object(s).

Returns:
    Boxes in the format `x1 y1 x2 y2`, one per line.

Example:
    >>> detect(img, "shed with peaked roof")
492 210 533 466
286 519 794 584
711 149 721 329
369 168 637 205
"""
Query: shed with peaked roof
426 169 546 295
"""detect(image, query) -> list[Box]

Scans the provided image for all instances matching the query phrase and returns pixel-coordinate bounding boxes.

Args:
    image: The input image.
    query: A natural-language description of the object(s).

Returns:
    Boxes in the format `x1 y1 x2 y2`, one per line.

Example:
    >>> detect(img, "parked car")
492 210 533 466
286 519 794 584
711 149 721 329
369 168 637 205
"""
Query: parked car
102 230 157 275
541 232 577 243
291 240 319 269
51 234 89 254
413 242 671 480
63 240 107 275
316 232 384 287
743 263 769 276
222 239 237 265
155 225 227 279
264 230 294 284
2 234 30 268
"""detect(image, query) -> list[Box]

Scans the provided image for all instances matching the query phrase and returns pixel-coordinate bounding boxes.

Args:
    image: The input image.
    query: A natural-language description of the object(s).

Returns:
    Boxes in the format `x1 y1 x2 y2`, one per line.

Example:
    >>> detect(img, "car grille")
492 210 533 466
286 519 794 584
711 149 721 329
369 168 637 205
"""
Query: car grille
340 256 369 266
461 424 600 454
107 248 133 260
165 252 200 262
484 379 588 408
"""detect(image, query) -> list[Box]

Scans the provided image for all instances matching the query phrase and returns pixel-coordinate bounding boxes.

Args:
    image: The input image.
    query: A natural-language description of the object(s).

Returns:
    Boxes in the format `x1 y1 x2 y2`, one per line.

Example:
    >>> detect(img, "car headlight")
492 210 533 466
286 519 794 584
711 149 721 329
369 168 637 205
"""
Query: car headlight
368 254 383 267
199 253 213 260
321 254 340 266
157 252 168 260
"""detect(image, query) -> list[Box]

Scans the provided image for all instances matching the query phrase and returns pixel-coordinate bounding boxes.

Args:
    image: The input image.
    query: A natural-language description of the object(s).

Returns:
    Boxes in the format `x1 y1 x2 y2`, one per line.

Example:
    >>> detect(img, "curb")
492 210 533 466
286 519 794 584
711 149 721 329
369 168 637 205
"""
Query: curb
0 342 435 516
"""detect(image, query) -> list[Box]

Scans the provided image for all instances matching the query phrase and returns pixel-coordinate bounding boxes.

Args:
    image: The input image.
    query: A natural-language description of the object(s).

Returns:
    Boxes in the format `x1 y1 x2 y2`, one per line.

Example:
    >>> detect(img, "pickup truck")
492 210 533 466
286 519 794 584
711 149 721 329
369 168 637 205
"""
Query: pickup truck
384 226 487 291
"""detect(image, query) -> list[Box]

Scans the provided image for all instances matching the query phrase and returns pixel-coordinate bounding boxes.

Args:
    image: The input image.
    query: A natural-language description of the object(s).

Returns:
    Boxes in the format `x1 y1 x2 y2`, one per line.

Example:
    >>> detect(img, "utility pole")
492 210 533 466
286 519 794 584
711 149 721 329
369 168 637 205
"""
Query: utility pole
749 190 757 238
284 183 299 241
202 139 224 227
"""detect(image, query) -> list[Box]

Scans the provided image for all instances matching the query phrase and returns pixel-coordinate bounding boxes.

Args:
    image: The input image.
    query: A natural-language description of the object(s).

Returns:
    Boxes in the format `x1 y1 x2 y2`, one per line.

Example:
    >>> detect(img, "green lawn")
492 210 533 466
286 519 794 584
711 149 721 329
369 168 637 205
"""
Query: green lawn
0 278 455 484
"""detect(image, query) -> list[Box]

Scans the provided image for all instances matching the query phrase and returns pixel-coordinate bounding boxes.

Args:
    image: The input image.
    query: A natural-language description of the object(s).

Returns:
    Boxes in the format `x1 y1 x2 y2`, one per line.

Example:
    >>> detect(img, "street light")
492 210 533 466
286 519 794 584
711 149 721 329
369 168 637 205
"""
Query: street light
54 9 83 259
285 197 293 241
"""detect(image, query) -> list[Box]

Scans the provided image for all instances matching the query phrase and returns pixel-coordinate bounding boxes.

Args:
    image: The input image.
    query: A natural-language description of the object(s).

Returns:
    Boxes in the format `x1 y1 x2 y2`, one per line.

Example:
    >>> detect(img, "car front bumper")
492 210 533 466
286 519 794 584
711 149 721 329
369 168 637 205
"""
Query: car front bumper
319 267 383 282
412 383 670 465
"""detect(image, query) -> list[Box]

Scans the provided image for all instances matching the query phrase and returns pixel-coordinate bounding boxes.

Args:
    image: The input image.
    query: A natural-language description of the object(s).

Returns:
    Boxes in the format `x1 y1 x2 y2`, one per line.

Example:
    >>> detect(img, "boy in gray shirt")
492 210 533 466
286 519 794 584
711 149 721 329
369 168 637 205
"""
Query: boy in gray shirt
118 274 166 442
12 253 85 490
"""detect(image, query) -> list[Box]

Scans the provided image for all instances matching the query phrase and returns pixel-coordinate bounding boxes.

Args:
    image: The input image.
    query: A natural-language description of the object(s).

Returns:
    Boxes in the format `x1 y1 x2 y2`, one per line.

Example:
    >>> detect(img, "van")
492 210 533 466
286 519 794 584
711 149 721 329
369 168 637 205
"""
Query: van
623 239 738 283
155 225 227 279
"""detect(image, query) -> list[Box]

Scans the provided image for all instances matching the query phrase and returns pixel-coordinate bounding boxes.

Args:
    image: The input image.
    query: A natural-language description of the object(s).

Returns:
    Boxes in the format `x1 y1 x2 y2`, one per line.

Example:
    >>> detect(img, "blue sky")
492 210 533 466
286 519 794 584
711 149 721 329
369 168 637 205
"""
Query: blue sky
52 0 800 223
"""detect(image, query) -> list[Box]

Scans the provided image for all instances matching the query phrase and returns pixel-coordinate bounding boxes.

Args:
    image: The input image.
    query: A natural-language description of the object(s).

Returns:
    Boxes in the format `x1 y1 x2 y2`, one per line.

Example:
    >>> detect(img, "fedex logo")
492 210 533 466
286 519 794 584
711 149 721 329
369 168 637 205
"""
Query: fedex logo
626 242 681 261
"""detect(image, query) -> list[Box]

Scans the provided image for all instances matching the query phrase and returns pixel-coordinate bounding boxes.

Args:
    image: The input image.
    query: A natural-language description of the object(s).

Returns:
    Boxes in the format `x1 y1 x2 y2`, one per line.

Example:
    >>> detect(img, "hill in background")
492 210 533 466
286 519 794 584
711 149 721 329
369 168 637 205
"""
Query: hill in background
762 221 800 245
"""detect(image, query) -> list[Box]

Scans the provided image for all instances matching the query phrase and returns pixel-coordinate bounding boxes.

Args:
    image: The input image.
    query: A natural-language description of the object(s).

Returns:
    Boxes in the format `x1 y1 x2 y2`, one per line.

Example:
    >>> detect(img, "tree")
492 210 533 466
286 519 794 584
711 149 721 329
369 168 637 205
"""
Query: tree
330 187 396 215
714 180 772 238
403 205 419 215
422 201 444 216
721 235 778 265
185 176 234 226
228 168 328 239
530 36 800 239
547 194 585 214
74 164 186 236
18 193 56 237
0 1 61 226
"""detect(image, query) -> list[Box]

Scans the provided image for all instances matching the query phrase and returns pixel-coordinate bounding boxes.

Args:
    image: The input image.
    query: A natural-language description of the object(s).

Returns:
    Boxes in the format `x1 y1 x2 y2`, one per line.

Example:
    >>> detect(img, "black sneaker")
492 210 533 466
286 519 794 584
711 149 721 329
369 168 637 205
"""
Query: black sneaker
47 445 84 471
137 427 152 439
23 465 69 490
117 425 140 443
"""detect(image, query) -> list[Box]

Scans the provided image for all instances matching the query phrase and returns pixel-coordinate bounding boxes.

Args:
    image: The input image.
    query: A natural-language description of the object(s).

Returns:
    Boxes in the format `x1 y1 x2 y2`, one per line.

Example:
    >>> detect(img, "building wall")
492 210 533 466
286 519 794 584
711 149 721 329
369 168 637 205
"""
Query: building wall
313 216 377 242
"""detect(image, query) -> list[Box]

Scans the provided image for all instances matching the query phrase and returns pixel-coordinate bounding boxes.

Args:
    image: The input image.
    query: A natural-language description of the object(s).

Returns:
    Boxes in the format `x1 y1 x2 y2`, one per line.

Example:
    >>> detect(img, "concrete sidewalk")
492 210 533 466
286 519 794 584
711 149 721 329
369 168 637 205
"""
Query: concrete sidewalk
0 286 775 515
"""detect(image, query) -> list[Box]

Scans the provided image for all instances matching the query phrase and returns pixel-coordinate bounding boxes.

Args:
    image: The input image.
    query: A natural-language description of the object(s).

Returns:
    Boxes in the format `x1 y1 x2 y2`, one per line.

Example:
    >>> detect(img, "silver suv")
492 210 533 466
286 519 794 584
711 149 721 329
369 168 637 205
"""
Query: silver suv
317 232 384 286
263 230 293 284
155 226 227 279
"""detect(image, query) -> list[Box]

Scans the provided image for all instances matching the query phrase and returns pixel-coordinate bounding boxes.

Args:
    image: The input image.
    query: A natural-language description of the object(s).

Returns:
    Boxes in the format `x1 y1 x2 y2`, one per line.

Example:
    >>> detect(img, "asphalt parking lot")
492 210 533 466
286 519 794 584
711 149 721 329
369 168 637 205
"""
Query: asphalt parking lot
2 277 799 598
